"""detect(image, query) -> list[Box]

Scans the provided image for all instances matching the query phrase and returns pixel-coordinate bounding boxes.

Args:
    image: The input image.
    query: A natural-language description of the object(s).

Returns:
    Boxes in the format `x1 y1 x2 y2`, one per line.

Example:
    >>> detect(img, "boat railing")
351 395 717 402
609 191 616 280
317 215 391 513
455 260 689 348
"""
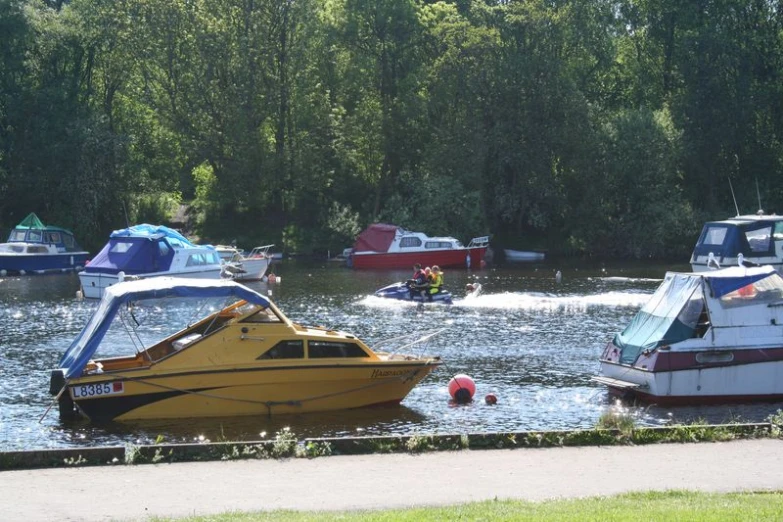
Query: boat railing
467 236 490 248
248 244 275 258
371 328 446 356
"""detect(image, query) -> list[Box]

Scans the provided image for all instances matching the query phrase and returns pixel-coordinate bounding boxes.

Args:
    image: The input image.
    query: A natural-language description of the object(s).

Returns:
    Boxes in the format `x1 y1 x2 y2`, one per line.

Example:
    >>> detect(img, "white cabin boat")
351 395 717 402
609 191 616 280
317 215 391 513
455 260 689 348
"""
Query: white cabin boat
220 245 274 281
79 225 227 299
594 265 783 404
690 212 783 272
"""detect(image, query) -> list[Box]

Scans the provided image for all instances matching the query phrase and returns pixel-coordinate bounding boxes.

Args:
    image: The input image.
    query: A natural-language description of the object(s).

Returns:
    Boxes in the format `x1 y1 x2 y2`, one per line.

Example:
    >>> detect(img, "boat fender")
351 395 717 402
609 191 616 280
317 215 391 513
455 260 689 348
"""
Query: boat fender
49 369 78 420
49 369 66 396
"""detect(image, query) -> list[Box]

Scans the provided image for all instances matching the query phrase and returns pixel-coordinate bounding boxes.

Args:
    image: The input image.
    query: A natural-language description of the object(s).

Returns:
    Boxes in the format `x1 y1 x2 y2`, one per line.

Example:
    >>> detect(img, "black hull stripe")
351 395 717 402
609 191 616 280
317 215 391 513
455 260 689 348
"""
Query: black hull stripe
76 387 219 421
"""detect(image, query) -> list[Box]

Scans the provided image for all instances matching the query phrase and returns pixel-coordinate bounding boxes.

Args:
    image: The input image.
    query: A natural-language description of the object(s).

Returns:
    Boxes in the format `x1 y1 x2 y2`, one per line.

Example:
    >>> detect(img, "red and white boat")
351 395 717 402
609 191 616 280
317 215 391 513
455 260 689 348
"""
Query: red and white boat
348 224 489 270
593 265 783 404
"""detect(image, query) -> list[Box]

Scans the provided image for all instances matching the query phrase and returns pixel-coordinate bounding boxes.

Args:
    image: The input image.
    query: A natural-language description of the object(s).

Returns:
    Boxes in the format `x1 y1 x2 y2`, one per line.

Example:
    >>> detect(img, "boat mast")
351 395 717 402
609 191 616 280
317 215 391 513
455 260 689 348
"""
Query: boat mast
728 177 740 217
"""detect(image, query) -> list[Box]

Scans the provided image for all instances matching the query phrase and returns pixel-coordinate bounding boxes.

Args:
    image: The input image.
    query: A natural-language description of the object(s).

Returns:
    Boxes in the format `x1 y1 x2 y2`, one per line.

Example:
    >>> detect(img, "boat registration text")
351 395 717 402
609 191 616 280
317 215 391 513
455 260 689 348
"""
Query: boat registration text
371 369 411 379
71 382 124 398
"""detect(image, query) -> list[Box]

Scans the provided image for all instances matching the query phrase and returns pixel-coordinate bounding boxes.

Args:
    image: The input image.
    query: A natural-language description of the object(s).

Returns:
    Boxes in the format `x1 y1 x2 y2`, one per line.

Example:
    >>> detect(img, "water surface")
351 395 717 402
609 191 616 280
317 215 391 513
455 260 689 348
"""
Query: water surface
1 261 780 451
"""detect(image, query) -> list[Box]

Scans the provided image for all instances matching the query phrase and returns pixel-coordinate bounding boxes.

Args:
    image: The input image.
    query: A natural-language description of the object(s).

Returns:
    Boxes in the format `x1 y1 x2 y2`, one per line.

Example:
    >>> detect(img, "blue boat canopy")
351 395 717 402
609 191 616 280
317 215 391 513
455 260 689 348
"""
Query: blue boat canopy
110 224 199 249
58 277 271 379
692 217 783 259
84 224 216 274
614 266 778 364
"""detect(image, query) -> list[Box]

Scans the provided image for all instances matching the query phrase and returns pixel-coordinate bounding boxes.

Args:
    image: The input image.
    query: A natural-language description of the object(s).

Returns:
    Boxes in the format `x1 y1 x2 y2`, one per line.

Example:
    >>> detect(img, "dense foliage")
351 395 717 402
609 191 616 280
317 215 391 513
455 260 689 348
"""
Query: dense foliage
1 0 781 258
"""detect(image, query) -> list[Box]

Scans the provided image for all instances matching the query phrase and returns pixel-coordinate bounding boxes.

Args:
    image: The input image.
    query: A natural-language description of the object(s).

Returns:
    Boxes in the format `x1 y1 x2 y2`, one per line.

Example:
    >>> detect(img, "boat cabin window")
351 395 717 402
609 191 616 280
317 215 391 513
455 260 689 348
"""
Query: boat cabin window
426 241 454 249
26 245 48 254
9 230 25 242
27 230 42 242
158 242 170 257
186 254 207 266
400 237 422 248
308 341 369 358
6 245 25 253
111 241 134 253
775 222 783 241
64 235 75 248
241 307 282 323
745 226 772 253
45 232 61 244
702 226 727 246
257 340 304 360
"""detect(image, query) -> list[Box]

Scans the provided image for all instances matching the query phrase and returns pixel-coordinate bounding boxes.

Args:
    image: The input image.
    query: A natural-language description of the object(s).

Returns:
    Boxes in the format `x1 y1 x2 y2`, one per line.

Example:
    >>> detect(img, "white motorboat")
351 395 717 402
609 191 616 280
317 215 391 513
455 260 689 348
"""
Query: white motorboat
503 249 545 263
78 224 227 299
690 211 783 272
594 264 783 404
220 244 274 281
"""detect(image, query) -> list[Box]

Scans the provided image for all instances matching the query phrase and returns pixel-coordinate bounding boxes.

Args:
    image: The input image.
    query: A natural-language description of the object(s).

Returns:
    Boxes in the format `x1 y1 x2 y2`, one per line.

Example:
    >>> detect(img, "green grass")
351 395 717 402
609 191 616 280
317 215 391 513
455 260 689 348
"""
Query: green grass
155 491 783 521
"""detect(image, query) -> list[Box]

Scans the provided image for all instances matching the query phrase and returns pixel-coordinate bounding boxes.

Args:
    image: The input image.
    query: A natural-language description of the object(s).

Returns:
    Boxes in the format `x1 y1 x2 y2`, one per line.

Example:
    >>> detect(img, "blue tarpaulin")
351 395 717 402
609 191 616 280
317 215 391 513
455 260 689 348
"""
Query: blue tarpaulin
58 277 270 379
82 224 216 274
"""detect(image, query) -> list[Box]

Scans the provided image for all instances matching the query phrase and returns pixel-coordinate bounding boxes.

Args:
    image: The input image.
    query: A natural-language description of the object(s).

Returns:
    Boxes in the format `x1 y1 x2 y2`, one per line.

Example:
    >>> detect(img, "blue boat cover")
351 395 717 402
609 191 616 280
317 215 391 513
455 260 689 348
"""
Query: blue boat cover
110 224 197 248
613 266 777 364
58 277 270 379
692 218 783 259
706 266 776 297
83 224 215 274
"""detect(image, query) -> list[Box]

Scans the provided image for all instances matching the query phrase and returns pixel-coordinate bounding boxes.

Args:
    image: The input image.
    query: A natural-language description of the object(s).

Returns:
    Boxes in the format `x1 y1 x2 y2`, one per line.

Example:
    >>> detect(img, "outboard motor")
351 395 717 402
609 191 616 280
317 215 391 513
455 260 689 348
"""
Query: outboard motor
49 369 78 420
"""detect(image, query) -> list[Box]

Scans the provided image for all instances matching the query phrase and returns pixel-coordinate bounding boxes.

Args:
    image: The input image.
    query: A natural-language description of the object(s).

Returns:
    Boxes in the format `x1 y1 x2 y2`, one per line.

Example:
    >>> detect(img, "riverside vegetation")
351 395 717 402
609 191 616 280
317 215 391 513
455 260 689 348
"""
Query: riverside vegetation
2 1 783 258
3 410 782 470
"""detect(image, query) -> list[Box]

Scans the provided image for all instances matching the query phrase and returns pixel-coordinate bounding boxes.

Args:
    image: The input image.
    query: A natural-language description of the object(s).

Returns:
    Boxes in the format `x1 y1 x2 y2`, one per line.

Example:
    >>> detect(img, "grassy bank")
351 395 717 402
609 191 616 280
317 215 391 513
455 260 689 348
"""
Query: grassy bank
156 491 783 521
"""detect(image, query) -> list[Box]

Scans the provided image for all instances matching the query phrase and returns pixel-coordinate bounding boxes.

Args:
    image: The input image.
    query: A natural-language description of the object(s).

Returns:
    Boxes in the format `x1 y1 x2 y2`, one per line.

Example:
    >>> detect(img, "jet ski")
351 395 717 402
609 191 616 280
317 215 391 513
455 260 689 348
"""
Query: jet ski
374 282 453 304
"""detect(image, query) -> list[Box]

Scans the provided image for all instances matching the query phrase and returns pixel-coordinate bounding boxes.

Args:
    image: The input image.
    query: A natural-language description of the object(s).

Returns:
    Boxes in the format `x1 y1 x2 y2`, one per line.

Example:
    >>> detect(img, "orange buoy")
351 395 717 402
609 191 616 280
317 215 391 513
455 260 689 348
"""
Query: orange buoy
448 374 475 404
485 393 497 405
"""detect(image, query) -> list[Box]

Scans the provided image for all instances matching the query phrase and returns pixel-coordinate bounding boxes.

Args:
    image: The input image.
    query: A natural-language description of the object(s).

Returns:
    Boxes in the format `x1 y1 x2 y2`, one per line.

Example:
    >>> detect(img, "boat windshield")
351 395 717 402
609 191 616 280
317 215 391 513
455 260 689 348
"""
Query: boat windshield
718 271 783 308
240 305 283 323
613 273 703 364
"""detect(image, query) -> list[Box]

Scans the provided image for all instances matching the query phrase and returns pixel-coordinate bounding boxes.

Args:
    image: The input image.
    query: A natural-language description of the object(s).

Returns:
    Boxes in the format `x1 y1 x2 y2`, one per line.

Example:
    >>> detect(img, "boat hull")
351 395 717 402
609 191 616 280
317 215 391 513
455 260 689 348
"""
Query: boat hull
225 256 271 281
65 362 440 421
79 267 226 299
351 247 487 270
503 249 545 263
598 353 783 405
0 252 89 274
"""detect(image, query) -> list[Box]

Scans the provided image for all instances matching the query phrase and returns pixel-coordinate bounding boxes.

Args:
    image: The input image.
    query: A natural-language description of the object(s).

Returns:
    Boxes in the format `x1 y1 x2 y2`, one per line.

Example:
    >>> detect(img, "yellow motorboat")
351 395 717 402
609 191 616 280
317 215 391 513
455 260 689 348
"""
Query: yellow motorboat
49 277 442 421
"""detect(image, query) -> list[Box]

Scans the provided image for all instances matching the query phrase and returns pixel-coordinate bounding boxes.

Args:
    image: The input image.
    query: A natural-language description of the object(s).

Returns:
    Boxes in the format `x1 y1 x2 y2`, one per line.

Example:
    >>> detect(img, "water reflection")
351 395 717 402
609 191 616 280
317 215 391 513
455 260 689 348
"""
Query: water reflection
2 262 782 451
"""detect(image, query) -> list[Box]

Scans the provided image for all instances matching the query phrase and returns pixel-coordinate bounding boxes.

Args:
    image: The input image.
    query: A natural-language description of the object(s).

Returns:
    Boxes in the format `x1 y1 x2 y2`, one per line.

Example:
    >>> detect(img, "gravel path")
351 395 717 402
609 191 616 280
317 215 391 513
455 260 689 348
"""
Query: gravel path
2 439 782 521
